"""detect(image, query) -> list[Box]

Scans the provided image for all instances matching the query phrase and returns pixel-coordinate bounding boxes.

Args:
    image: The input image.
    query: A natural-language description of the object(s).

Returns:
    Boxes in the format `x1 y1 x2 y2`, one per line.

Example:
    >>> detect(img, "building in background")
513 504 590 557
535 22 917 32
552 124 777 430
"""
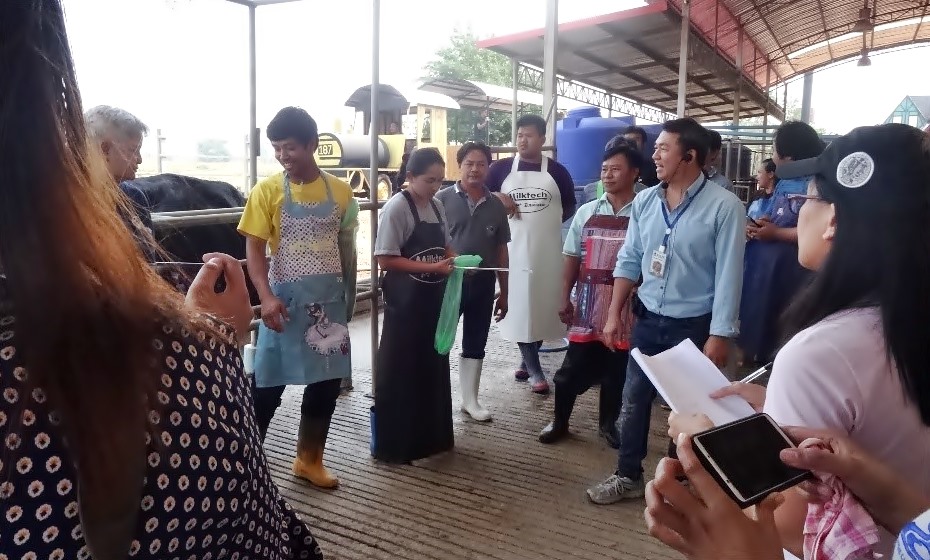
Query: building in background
885 95 930 129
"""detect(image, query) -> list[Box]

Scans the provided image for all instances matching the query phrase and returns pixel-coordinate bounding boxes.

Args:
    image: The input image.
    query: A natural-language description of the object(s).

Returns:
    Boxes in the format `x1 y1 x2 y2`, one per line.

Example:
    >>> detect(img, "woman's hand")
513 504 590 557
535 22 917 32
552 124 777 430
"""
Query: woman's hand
186 253 254 344
430 258 455 276
645 435 785 560
749 217 779 241
710 382 766 412
780 426 930 534
667 412 714 440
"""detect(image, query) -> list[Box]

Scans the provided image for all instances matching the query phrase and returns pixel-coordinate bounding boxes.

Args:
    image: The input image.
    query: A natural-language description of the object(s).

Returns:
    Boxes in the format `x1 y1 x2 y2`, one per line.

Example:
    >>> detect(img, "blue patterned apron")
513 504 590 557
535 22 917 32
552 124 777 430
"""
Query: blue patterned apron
253 173 352 388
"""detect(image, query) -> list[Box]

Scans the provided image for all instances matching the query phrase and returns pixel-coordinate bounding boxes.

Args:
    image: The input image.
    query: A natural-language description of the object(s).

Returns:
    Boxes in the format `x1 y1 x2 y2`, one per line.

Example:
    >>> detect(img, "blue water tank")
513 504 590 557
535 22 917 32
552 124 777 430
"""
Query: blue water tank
556 107 637 190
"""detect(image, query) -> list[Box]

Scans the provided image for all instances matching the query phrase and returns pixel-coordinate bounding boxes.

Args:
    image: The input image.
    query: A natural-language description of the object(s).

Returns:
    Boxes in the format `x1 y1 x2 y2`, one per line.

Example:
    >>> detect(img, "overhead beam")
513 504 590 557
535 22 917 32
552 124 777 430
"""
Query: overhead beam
769 4 930 65
517 64 676 123
542 0 558 142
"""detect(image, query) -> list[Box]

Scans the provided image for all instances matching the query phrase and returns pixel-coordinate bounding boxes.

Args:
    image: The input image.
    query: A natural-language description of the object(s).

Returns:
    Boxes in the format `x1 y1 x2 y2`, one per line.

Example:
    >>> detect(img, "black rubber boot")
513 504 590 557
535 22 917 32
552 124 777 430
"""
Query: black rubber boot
539 389 575 444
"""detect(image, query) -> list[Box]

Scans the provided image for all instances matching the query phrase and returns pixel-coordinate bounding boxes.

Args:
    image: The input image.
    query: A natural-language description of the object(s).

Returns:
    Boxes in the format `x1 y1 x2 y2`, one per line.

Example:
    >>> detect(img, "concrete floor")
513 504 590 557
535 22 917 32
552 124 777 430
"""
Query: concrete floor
264 311 678 560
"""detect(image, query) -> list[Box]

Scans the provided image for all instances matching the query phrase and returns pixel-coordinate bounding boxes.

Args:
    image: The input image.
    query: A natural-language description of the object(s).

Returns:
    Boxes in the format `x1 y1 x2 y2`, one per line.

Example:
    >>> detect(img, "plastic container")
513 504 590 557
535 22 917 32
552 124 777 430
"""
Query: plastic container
556 107 636 188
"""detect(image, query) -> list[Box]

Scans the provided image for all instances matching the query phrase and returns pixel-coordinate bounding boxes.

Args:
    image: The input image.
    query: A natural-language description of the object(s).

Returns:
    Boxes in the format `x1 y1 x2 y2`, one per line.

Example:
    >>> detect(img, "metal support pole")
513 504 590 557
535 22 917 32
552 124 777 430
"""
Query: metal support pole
243 134 250 191
733 28 743 125
783 83 788 116
542 0 558 148
676 0 691 117
762 65 771 160
369 0 381 392
732 28 742 181
248 4 258 190
155 128 165 174
801 72 813 124
511 58 519 145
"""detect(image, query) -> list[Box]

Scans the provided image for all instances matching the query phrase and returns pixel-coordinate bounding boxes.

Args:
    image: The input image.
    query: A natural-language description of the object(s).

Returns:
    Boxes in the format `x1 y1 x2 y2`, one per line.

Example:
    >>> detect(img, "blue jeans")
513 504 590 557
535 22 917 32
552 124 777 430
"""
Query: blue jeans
616 310 711 480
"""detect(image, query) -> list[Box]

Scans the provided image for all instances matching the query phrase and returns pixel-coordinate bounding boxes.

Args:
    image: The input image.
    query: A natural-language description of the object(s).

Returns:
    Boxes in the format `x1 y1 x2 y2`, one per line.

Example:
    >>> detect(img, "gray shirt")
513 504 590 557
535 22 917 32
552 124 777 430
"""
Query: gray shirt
706 168 735 193
374 191 451 256
436 183 511 268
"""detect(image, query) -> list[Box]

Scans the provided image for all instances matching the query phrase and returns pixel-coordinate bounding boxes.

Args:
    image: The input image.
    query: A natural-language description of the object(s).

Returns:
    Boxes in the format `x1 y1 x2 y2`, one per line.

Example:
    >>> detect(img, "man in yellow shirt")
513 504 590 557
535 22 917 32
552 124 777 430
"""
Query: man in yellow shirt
238 107 359 489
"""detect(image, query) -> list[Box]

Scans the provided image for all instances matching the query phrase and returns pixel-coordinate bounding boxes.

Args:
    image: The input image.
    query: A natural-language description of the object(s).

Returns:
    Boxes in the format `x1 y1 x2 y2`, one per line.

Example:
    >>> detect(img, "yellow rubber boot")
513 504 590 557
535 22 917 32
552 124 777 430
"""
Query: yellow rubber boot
292 414 339 489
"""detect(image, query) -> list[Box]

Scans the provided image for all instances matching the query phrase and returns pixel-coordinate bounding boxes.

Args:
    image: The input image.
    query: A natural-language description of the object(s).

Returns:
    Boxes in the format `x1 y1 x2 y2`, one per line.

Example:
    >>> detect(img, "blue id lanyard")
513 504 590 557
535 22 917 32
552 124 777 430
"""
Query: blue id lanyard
659 177 708 252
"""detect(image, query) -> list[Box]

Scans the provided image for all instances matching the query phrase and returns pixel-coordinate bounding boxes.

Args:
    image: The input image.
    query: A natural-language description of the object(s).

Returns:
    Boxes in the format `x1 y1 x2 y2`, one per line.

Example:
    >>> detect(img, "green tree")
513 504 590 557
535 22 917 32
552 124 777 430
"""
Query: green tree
424 29 539 146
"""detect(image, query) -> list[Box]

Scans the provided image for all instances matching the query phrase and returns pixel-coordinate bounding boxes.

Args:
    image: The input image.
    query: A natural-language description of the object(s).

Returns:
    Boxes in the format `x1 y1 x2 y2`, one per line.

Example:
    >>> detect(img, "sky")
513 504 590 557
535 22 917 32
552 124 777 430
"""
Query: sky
61 0 929 157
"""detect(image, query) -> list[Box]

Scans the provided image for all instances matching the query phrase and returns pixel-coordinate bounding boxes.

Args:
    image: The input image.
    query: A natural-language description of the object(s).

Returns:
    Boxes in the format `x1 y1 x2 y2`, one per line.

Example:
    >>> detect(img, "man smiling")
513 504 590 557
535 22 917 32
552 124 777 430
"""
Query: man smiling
239 106 359 489
588 118 745 504
437 141 510 421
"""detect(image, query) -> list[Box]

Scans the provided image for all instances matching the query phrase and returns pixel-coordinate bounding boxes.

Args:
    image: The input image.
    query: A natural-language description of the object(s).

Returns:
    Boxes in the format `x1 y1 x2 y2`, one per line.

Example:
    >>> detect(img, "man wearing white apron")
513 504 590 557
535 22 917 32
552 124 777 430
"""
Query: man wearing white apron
486 114 576 393
239 107 359 489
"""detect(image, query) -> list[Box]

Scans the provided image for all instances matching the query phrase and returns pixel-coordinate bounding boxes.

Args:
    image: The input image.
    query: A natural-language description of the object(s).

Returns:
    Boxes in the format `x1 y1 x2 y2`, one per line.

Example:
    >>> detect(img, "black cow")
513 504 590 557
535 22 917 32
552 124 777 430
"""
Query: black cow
122 173 259 306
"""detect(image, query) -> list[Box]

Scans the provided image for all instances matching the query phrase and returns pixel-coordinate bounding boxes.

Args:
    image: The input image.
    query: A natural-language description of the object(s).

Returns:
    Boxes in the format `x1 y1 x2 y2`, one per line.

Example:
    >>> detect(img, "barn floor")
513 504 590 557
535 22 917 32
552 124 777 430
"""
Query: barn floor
262 312 679 560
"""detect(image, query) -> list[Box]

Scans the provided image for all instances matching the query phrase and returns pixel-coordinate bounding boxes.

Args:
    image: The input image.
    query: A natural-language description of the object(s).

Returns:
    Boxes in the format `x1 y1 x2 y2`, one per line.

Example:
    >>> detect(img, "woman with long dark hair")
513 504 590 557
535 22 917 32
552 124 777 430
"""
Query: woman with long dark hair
668 123 930 557
0 2 324 558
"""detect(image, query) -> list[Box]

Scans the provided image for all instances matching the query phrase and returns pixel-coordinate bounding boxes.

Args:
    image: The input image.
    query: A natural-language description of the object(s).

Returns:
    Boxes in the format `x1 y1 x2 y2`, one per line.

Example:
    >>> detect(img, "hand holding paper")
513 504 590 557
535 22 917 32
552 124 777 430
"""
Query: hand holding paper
631 339 756 426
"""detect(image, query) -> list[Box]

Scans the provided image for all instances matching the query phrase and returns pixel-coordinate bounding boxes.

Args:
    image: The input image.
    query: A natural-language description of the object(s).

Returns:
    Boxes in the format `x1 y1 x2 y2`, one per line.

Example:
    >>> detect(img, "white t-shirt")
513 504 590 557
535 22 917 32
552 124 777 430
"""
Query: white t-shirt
765 307 930 555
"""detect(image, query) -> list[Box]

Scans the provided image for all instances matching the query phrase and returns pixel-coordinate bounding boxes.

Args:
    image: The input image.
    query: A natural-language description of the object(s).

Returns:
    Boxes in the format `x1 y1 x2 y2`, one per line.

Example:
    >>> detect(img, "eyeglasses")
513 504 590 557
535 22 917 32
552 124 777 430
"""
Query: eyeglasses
785 193 824 214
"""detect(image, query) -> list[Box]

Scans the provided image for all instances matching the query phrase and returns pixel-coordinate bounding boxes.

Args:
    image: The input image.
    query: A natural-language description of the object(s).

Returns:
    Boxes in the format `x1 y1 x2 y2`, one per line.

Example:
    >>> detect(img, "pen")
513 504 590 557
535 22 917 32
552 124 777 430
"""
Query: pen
739 362 773 384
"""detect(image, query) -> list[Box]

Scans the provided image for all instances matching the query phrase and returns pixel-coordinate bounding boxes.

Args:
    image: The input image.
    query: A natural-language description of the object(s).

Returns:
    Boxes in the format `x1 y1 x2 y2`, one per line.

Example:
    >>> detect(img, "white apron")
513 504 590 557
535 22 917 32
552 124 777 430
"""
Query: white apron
498 156 567 343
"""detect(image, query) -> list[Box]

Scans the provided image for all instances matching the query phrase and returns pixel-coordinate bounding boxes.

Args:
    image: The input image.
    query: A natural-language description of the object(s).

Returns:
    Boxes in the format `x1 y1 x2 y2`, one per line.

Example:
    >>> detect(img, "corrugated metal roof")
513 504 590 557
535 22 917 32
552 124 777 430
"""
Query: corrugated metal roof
477 2 783 122
712 0 930 79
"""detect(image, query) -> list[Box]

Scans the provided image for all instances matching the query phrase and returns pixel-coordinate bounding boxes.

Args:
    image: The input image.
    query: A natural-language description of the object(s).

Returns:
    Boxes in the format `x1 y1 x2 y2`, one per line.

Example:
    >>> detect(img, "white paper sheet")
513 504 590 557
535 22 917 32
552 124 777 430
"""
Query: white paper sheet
631 339 756 426
783 550 801 560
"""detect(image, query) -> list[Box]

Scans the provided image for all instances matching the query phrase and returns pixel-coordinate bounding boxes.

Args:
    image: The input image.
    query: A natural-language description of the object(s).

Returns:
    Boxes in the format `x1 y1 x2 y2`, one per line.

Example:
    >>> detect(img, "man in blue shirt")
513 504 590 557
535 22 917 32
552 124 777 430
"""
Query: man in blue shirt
586 118 746 504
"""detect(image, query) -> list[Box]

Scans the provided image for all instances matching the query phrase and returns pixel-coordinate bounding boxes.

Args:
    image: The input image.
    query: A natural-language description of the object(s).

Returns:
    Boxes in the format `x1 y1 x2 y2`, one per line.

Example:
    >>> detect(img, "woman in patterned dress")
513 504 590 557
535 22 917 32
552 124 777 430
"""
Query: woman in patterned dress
0 1 324 558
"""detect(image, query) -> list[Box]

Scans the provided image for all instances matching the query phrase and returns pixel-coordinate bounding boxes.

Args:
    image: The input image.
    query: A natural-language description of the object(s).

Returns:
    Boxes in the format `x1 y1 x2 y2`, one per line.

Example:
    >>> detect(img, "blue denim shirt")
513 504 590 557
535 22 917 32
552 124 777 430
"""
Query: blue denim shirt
614 173 747 337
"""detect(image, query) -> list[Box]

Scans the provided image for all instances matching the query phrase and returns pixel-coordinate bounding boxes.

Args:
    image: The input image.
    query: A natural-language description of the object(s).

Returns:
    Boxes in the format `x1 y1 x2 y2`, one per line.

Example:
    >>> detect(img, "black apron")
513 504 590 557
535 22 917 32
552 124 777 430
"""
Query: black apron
373 191 454 463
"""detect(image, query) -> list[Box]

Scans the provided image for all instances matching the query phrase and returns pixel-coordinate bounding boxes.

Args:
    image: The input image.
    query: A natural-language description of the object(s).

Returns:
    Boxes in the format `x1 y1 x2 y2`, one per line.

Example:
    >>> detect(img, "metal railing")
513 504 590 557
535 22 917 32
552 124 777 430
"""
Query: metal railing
150 199 387 335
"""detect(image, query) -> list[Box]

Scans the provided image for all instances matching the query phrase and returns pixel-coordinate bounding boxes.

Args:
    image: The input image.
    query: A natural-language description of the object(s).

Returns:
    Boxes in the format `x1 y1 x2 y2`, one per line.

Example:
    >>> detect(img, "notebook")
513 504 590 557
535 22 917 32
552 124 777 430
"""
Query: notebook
631 338 756 426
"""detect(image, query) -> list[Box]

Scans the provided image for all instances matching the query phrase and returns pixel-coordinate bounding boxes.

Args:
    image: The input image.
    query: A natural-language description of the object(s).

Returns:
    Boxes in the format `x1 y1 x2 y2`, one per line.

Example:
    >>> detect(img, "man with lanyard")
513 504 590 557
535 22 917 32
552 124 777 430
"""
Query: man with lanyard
586 118 745 504
583 136 649 203
704 129 736 194
239 107 359 489
436 142 510 421
538 143 642 447
486 114 576 394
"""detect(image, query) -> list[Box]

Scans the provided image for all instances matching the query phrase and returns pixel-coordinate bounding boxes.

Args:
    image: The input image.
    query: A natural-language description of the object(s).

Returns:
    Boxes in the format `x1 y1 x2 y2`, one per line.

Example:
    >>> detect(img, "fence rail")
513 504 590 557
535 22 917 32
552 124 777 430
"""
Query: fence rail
151 200 386 335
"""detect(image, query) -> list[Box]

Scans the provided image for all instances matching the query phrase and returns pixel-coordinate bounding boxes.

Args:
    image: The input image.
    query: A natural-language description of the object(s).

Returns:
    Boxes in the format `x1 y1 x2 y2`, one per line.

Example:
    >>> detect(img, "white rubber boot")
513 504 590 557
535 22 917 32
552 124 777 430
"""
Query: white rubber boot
459 357 491 422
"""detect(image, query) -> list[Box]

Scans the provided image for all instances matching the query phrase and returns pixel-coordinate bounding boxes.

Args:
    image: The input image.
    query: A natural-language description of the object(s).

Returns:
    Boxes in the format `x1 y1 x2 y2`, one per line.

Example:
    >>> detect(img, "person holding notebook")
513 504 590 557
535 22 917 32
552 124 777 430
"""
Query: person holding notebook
586 118 746 505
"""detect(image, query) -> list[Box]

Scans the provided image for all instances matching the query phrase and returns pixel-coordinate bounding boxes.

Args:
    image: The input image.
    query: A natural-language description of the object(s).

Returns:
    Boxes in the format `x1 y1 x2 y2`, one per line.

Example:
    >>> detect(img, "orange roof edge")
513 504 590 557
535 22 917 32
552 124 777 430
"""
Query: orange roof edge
475 1 669 50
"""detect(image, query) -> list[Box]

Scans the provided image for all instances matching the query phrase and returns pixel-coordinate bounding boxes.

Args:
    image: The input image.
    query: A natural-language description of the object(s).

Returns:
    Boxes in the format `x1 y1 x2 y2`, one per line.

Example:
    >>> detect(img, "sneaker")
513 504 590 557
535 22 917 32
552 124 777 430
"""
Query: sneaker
514 369 529 381
586 473 645 505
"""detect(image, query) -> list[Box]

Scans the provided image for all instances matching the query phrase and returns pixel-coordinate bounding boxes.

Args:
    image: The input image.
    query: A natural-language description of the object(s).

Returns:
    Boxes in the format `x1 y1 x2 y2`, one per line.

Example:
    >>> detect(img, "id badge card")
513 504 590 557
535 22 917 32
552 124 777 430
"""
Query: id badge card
649 247 667 278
